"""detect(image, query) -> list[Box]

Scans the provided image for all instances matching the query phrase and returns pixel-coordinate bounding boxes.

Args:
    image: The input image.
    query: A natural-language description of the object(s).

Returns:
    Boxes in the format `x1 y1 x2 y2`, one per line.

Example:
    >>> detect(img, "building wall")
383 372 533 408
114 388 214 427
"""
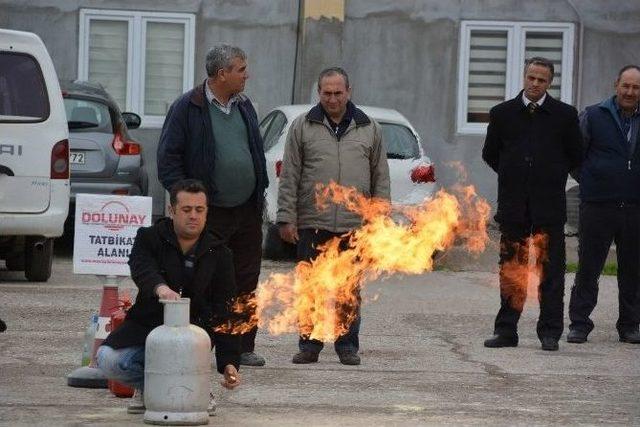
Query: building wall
294 0 640 213
0 0 298 216
2 0 640 217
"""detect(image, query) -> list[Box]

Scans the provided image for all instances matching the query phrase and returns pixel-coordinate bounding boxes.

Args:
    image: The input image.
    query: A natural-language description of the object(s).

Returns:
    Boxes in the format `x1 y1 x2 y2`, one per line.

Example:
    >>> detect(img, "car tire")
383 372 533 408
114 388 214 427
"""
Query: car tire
24 237 54 282
5 253 25 271
263 224 296 260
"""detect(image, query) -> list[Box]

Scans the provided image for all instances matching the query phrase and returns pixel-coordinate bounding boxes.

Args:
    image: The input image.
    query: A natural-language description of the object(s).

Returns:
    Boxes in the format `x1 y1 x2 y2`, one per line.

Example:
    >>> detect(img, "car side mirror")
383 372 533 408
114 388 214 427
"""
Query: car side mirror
122 112 141 130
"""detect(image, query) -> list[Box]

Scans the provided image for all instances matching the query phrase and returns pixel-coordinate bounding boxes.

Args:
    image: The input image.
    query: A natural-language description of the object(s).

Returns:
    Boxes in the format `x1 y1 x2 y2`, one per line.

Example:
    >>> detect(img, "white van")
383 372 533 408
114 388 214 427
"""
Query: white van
0 29 70 281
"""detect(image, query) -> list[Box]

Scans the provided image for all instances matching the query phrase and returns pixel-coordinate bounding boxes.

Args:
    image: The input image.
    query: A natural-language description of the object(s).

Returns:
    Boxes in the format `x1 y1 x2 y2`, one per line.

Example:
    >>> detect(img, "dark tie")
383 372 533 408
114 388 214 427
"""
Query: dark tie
527 102 537 115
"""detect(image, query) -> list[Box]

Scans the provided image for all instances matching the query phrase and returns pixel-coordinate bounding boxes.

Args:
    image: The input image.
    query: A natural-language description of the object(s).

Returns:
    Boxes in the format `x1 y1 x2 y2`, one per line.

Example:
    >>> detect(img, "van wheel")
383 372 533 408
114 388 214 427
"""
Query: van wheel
5 253 25 271
263 224 296 260
24 237 54 282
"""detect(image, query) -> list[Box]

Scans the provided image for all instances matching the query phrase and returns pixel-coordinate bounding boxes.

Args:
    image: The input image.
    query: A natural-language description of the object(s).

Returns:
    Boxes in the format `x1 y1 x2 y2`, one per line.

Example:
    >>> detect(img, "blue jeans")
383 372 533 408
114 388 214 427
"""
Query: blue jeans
96 345 145 391
296 229 361 355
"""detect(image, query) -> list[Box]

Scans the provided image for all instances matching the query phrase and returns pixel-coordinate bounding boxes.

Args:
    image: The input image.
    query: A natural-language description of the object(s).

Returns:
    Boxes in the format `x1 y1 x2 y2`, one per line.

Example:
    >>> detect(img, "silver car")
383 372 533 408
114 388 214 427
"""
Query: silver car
61 81 147 211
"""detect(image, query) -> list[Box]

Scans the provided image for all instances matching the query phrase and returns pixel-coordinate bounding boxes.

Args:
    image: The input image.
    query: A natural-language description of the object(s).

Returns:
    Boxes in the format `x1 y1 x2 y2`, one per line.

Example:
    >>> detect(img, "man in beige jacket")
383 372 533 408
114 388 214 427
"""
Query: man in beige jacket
277 67 390 366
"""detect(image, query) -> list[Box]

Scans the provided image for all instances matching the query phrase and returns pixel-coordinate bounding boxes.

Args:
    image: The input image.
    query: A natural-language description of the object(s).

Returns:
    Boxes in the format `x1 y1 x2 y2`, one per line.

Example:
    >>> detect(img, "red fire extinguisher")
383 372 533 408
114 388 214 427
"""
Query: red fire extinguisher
107 291 135 398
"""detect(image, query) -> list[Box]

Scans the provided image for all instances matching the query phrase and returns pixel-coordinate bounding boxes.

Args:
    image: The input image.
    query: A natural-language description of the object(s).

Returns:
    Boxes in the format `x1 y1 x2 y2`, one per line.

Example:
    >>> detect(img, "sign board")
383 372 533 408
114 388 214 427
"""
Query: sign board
73 194 152 276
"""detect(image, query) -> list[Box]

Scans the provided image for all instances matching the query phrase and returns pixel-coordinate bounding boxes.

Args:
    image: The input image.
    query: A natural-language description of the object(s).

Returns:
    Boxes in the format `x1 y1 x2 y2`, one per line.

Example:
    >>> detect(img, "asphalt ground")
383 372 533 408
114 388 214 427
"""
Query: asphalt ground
0 238 638 426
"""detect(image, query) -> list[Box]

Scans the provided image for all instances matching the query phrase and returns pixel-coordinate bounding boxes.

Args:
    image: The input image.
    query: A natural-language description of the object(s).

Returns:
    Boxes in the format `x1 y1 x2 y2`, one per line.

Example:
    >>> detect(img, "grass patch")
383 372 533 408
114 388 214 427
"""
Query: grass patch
566 262 617 276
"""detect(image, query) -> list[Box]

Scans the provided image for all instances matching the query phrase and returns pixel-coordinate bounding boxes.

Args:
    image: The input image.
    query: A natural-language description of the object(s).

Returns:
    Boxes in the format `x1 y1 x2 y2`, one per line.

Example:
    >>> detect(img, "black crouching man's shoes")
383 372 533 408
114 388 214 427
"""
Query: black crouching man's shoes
619 330 640 344
240 352 266 366
483 335 518 348
541 337 559 351
566 329 588 343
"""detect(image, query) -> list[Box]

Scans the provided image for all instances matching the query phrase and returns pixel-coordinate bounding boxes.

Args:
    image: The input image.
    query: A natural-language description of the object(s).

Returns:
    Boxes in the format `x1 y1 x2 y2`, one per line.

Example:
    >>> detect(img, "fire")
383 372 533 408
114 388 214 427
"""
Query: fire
499 233 549 311
216 181 491 340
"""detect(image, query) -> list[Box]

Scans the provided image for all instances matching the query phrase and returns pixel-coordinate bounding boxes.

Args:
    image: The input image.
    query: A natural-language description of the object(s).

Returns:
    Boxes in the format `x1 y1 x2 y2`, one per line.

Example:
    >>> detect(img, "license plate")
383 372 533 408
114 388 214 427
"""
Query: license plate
70 152 85 164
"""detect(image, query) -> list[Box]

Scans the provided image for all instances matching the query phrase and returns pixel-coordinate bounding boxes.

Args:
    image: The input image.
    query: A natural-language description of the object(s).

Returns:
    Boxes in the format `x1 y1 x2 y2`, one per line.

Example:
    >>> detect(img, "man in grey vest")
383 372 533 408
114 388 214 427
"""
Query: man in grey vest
158 45 269 366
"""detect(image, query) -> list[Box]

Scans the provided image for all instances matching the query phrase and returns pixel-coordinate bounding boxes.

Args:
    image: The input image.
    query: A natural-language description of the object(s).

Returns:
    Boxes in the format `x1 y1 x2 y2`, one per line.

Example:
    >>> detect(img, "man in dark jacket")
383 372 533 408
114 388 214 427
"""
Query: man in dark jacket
157 45 268 366
97 179 240 414
567 65 640 345
482 57 582 351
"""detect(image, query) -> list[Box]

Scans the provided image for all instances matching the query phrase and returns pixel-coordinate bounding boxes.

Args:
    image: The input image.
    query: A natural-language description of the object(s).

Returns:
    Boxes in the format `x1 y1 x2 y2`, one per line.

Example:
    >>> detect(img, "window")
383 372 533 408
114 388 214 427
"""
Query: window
64 98 112 132
457 21 575 134
381 123 420 160
0 52 49 123
78 9 195 127
259 113 276 140
260 111 287 152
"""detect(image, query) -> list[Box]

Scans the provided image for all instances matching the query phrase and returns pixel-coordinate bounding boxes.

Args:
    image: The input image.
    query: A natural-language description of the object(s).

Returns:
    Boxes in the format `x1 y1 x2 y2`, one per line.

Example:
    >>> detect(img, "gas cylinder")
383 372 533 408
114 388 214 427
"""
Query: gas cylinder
143 298 211 426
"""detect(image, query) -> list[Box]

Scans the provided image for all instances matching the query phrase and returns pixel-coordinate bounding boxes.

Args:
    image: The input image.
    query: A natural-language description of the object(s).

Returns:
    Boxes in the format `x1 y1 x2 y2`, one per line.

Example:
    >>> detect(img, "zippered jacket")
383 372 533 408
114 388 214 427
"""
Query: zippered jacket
578 96 640 203
157 81 268 208
276 103 390 232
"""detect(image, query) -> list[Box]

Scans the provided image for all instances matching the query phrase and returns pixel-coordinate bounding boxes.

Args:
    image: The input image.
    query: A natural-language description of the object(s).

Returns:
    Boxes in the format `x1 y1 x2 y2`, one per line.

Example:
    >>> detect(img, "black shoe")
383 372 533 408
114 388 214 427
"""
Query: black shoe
337 351 361 366
567 329 587 343
619 330 640 344
292 351 319 364
240 352 266 366
541 337 559 351
483 335 518 348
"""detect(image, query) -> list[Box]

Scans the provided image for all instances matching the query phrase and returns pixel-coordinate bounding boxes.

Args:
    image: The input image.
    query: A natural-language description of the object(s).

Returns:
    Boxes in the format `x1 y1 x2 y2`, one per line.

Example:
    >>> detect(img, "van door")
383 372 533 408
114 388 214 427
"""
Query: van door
0 51 54 213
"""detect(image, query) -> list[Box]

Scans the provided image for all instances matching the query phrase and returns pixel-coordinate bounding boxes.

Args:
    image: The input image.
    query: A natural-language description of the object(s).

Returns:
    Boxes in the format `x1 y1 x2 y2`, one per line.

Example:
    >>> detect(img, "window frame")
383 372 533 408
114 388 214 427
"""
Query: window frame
456 20 575 135
78 9 195 128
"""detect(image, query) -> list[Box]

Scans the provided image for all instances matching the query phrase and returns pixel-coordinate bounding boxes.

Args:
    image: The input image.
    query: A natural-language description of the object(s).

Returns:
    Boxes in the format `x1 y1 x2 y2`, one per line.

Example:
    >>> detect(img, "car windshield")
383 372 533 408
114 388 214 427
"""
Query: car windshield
381 123 420 159
64 98 113 132
0 52 49 123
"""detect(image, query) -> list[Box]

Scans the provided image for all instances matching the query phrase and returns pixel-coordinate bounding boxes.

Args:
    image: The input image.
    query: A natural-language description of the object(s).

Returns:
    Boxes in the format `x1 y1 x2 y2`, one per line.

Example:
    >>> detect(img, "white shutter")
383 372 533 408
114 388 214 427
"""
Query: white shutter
144 22 185 116
467 30 508 123
88 20 128 109
525 32 563 98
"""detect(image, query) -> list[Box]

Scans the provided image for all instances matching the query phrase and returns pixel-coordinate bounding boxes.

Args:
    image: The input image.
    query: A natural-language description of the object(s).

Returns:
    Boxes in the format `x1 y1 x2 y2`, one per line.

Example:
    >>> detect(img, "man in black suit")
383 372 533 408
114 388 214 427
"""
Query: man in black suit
482 57 583 351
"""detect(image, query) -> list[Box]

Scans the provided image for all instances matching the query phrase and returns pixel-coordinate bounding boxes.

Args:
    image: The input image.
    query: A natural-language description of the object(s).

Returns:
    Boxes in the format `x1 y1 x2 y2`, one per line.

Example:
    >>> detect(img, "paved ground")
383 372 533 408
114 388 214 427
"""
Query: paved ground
0 239 638 426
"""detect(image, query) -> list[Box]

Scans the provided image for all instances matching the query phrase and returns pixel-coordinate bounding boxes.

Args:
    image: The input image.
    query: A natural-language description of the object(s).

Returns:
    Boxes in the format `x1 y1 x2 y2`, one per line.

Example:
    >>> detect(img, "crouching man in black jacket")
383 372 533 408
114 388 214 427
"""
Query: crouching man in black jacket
96 179 241 414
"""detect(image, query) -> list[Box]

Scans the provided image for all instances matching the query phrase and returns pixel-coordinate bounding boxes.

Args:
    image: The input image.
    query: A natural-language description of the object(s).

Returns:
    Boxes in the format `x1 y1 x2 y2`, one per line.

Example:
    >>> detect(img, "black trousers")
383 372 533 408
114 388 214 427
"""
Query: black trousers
207 200 262 353
569 202 640 335
296 229 361 355
494 223 566 341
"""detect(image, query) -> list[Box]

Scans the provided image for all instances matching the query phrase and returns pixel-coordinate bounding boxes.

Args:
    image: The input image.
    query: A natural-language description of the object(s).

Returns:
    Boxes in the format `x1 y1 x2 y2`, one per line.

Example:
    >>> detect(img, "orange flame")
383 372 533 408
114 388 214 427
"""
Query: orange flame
500 232 548 311
216 180 491 340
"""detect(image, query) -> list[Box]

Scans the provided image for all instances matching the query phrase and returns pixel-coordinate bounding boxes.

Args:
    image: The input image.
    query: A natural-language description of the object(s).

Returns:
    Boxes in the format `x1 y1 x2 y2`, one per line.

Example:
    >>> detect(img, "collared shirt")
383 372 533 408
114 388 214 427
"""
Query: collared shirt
205 80 241 115
321 101 355 140
522 92 547 109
